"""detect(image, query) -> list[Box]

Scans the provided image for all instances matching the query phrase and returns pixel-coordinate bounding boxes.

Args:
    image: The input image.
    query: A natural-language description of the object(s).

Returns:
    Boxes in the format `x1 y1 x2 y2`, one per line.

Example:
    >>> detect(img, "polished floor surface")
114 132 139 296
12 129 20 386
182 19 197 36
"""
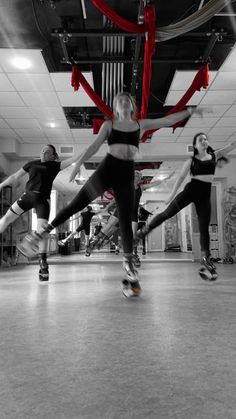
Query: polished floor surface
0 254 236 419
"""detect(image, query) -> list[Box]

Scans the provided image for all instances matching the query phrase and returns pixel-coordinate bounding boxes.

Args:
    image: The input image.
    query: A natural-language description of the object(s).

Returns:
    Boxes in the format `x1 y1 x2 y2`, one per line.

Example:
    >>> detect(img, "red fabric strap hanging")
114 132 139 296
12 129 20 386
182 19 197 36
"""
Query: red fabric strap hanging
91 0 148 33
71 65 113 123
142 63 210 141
90 0 156 123
71 65 80 91
140 4 156 119
168 62 209 130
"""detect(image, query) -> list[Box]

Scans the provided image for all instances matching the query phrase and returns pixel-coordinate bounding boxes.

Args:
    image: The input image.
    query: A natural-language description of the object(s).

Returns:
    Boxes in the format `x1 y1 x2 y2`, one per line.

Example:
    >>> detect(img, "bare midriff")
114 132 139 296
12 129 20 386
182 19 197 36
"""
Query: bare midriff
108 144 138 161
191 174 214 183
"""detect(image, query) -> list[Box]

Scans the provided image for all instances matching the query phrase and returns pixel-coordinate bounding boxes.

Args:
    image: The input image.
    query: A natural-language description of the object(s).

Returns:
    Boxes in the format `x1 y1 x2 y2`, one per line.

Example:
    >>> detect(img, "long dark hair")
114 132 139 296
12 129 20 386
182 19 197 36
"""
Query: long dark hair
191 133 229 174
192 133 214 156
190 133 214 174
47 144 59 160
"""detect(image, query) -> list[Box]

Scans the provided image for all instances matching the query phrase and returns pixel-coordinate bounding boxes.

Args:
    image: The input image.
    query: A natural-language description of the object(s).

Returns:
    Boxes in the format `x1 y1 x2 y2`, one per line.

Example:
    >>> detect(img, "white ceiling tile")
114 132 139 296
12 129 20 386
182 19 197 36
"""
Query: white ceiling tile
151 127 183 138
207 127 236 137
15 128 45 138
50 72 94 91
214 117 236 127
0 119 10 129
8 73 55 92
208 135 230 142
175 136 193 143
57 91 95 107
0 49 48 73
191 105 230 118
0 128 19 139
29 107 66 119
44 128 72 139
71 128 93 138
170 70 217 90
0 107 35 119
220 45 236 71
211 143 229 150
74 137 94 144
200 90 236 105
186 116 218 128
164 90 205 106
223 104 236 117
0 74 15 91
20 138 49 143
6 119 41 129
153 137 177 143
0 92 25 106
39 119 69 129
41 137 71 144
179 127 209 137
19 91 60 107
210 72 236 90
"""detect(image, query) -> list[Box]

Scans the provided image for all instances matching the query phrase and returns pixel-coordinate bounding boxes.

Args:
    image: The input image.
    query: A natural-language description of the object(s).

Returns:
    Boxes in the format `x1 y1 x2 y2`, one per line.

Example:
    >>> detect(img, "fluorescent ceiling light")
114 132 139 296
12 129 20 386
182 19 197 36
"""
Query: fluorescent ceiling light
80 0 87 19
48 122 56 128
11 57 32 70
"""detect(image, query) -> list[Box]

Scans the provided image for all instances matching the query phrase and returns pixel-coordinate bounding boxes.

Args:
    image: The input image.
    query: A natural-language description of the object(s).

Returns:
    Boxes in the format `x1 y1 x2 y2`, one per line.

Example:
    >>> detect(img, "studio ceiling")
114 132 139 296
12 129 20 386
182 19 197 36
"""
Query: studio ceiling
0 0 236 187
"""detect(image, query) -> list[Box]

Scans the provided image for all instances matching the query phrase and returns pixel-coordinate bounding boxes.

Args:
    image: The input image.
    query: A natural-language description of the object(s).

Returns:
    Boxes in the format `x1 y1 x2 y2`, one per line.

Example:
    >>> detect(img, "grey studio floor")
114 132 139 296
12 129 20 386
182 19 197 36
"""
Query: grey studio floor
0 252 236 419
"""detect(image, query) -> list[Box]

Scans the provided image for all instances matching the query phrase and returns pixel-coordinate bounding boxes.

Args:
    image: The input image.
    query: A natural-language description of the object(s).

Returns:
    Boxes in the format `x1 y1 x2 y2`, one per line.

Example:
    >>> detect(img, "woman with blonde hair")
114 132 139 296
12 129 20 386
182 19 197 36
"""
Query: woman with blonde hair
19 92 202 297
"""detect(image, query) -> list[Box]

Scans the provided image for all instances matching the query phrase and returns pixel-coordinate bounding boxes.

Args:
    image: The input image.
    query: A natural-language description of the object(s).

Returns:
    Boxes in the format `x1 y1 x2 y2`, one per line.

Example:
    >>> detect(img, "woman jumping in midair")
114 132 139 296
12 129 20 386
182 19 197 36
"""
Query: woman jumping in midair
18 92 202 296
137 133 236 281
0 144 85 281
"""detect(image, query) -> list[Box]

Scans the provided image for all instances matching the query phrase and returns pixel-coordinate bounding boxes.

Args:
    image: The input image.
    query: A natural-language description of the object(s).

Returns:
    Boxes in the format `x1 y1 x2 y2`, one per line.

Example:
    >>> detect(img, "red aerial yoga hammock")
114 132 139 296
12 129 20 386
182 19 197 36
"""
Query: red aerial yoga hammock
72 1 156 133
71 63 209 136
71 1 209 138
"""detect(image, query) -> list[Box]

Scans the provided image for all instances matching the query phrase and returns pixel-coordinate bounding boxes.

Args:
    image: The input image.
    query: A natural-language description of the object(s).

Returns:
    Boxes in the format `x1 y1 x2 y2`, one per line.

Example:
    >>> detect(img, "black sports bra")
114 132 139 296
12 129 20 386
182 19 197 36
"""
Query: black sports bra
107 123 140 148
191 153 216 176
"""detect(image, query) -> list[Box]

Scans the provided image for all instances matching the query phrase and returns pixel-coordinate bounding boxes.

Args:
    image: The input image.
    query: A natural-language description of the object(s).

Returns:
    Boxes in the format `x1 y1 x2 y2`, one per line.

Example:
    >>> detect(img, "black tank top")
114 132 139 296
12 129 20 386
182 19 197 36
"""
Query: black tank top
191 153 216 176
107 123 140 148
23 160 61 199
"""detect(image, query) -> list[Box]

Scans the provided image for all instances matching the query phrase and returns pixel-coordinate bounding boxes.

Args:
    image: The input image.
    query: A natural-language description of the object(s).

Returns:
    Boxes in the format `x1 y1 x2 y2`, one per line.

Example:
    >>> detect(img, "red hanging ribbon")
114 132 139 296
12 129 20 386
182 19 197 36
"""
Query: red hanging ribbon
71 65 113 130
140 4 156 119
71 65 80 91
142 63 210 141
91 0 155 122
91 0 148 33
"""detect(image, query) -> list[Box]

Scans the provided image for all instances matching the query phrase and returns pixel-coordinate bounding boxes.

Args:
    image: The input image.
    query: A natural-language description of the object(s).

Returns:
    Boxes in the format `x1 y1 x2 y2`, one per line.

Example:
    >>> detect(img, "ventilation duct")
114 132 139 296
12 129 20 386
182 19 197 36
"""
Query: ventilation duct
59 146 74 155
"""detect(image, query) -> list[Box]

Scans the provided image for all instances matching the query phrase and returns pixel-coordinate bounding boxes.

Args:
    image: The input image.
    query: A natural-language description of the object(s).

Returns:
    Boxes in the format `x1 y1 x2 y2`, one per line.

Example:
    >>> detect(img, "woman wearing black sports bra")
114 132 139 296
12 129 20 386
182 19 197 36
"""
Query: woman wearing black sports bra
137 132 236 281
20 92 202 297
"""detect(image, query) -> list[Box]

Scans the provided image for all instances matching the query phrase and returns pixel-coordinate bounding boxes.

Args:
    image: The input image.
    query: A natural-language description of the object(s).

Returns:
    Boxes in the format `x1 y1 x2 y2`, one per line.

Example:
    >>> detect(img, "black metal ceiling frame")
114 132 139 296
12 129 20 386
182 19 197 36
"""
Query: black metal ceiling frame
52 28 231 66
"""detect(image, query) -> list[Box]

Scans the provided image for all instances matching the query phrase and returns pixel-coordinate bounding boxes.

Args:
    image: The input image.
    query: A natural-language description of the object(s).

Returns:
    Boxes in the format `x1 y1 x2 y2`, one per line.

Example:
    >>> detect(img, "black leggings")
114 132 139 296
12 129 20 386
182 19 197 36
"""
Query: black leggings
51 154 135 254
14 192 50 219
138 221 146 248
76 223 91 236
148 179 212 255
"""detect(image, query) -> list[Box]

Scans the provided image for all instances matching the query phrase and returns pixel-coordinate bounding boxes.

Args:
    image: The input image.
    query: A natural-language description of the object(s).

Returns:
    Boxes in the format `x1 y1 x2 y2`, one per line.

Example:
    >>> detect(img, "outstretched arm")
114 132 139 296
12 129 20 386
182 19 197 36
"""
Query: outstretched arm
141 170 176 192
165 160 191 205
139 108 193 132
215 140 236 160
69 120 111 182
0 168 27 192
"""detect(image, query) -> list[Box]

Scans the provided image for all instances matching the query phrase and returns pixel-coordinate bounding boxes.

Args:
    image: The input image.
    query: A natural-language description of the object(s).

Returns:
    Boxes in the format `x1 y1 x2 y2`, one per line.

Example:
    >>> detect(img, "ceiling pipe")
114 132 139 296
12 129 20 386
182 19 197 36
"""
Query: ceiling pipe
60 58 208 64
215 13 236 16
80 0 87 19
201 31 219 61
130 0 144 96
198 0 205 10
